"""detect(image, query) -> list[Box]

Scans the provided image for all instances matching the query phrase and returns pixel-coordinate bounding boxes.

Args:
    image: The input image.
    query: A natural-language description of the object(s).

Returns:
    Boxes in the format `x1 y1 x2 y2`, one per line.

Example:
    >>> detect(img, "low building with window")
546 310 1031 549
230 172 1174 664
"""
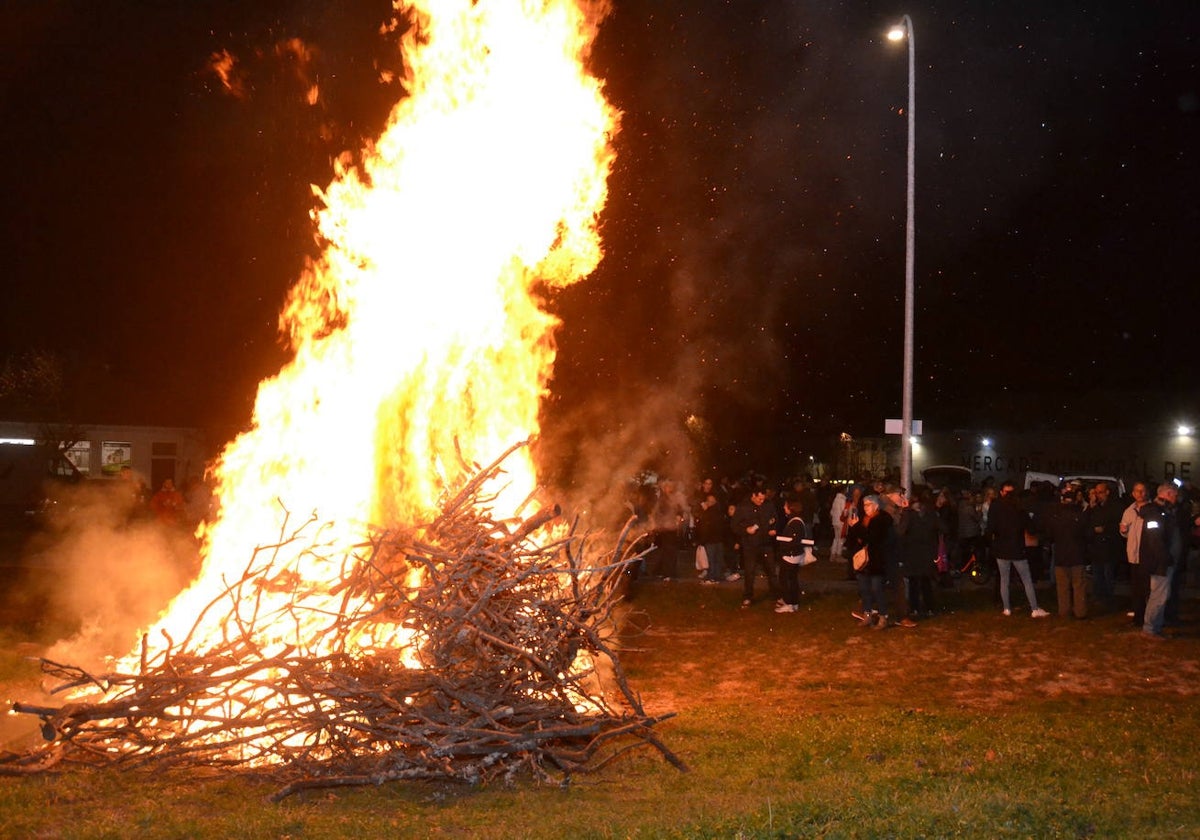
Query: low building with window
1 420 213 519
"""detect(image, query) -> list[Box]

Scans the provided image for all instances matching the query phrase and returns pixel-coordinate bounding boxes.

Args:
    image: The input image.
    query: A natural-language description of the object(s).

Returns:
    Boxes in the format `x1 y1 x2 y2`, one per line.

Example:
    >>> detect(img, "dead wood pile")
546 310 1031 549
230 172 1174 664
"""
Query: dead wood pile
1 444 684 799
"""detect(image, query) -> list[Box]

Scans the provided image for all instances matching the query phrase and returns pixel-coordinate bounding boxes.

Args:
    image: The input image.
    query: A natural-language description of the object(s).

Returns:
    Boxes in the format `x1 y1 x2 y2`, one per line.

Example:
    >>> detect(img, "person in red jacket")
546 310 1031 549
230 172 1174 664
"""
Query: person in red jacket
150 478 185 527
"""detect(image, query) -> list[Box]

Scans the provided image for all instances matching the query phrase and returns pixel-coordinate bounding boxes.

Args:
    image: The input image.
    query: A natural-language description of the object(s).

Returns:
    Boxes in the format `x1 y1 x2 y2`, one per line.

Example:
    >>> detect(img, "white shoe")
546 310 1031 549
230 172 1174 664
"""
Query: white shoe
1030 608 1050 618
774 603 797 613
1002 609 1012 617
726 573 742 582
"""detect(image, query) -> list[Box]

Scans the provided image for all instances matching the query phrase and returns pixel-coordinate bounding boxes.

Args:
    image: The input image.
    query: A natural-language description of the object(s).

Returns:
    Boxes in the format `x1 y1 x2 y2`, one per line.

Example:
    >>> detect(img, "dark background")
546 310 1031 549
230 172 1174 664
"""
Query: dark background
2 1 1197 474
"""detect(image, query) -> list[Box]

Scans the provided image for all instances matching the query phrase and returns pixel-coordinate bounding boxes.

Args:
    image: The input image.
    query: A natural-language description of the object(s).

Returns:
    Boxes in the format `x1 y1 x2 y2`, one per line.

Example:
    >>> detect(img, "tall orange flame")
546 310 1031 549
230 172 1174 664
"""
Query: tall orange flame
128 0 618 664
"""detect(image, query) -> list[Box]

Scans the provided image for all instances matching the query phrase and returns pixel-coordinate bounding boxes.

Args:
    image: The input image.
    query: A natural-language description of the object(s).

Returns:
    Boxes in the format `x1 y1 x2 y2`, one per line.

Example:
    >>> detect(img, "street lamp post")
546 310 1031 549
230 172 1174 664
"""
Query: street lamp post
888 16 916 495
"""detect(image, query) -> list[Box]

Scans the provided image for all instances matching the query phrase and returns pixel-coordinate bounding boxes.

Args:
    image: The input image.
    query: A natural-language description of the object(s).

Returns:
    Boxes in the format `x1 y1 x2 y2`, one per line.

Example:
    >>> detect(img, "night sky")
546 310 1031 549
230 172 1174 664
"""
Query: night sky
2 1 1197 473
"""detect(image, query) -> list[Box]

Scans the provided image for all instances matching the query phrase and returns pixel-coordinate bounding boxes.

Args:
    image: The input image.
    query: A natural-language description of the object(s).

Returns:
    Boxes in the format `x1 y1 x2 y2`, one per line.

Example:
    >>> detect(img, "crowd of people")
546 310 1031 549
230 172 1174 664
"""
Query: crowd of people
630 471 1200 639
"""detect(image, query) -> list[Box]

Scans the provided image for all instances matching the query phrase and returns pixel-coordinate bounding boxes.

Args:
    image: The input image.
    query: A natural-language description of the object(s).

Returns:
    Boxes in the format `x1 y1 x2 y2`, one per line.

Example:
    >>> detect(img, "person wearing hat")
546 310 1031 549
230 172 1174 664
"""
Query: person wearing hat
1042 483 1090 619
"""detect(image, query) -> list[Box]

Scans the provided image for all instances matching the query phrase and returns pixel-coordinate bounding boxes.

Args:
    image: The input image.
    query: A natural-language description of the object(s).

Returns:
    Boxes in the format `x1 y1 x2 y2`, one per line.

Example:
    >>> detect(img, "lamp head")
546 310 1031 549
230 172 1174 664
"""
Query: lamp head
887 25 907 42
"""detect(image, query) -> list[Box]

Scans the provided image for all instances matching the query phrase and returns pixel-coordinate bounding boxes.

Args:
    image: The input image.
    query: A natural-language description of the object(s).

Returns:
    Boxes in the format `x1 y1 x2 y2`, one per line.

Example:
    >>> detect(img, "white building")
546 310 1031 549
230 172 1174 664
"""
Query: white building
0 420 211 492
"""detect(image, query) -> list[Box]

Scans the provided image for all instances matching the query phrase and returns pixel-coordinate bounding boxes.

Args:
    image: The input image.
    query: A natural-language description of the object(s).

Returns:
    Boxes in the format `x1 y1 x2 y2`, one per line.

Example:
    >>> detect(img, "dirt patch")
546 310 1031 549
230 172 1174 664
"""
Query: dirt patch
620 574 1200 718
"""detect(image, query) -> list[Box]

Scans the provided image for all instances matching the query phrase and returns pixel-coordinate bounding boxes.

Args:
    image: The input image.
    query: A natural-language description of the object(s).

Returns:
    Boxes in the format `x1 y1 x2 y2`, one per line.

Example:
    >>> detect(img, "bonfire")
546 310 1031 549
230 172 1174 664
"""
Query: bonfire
4 444 683 799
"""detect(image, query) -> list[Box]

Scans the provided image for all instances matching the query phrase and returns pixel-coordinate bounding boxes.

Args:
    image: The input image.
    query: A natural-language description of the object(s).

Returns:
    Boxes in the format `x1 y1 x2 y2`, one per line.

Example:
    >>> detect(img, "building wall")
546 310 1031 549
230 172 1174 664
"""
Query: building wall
0 420 211 490
911 428 1198 489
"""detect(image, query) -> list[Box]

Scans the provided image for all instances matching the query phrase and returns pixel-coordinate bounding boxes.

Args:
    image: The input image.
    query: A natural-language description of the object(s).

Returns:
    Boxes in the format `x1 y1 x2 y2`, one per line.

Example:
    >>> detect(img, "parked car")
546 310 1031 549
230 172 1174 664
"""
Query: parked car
920 465 973 495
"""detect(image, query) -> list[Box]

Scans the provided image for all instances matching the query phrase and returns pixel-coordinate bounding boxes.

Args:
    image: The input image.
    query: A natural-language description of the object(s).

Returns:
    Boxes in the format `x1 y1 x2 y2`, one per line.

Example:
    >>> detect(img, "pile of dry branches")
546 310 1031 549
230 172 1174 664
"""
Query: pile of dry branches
1 444 683 799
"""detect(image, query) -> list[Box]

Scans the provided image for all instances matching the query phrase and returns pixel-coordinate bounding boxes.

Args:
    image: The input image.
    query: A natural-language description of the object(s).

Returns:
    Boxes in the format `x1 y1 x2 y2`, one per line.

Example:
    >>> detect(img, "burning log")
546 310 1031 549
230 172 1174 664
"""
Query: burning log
1 445 684 798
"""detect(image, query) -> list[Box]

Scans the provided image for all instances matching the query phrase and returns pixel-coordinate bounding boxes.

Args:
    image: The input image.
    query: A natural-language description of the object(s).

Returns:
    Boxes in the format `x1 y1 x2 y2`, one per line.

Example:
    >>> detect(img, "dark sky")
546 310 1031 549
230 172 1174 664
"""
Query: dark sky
2 1 1198 471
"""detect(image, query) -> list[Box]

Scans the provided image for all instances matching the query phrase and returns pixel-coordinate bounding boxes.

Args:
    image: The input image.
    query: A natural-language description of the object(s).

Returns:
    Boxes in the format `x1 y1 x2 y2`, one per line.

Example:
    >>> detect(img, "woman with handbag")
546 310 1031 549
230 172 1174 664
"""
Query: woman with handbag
847 494 894 628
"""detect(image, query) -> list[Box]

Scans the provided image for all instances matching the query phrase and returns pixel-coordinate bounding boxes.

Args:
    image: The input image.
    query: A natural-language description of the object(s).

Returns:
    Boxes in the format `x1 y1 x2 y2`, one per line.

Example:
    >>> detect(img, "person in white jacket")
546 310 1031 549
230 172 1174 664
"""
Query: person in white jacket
829 486 848 559
1119 481 1150 625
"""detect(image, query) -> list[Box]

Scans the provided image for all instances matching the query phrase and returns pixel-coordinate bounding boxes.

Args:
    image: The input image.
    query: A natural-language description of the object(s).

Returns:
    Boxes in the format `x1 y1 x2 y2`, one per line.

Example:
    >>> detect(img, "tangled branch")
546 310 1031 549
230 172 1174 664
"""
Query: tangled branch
2 445 683 798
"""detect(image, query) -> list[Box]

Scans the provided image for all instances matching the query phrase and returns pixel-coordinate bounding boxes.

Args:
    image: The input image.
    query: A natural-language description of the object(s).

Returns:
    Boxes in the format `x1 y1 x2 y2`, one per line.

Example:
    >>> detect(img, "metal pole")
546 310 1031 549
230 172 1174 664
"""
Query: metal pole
900 14 915 495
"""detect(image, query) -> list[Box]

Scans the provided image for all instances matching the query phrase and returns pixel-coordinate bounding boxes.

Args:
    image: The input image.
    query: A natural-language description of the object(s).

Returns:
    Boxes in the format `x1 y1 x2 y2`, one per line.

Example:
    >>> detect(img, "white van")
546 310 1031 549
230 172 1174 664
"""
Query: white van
920 465 973 494
1023 471 1126 497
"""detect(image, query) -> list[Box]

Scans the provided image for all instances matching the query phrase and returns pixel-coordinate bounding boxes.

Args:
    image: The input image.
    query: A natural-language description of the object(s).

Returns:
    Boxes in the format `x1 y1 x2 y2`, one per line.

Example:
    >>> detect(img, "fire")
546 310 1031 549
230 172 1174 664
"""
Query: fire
124 1 618 670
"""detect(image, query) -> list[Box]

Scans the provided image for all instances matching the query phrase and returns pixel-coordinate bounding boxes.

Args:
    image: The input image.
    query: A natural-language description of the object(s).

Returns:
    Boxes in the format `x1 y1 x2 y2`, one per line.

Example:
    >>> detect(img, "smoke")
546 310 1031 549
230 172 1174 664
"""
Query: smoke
25 484 199 672
539 384 695 528
543 3 869 488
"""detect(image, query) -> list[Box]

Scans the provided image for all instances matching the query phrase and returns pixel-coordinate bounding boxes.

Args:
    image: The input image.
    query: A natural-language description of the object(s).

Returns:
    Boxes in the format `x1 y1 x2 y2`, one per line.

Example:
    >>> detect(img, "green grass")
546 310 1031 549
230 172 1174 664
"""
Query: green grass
2 567 1198 839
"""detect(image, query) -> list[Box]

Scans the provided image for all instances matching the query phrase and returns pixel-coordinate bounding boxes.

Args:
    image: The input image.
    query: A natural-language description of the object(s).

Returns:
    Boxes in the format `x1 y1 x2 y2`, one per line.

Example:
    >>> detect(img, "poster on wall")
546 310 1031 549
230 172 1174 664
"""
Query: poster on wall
63 441 92 475
101 441 132 476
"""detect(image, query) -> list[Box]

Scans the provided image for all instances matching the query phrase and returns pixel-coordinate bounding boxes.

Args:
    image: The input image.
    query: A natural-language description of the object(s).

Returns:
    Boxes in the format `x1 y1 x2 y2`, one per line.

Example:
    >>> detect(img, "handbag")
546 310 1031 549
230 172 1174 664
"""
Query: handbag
852 547 869 571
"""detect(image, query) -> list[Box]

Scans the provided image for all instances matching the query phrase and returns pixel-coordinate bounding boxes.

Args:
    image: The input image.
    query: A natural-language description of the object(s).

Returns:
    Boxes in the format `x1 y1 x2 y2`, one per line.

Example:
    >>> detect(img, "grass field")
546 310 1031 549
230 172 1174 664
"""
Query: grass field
2 556 1198 839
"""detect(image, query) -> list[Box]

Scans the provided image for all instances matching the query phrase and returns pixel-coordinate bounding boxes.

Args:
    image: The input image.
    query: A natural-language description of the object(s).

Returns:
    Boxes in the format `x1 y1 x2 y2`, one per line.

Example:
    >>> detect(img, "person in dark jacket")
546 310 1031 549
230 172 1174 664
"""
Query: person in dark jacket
1139 483 1182 639
934 490 959 573
986 481 1049 618
774 495 813 613
732 487 778 607
897 489 939 621
1084 482 1124 610
955 490 984 574
846 494 894 628
693 491 728 583
1043 485 1090 618
648 480 688 578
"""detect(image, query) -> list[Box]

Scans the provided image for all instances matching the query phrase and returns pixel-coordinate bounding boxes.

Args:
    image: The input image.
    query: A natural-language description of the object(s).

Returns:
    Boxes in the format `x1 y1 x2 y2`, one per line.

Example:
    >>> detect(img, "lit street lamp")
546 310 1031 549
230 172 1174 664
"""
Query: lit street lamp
888 16 916 495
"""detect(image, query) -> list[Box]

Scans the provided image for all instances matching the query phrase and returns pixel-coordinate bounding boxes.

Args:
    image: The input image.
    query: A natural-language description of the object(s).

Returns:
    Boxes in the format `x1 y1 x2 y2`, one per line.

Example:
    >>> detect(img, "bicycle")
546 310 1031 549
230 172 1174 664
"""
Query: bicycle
938 549 994 587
